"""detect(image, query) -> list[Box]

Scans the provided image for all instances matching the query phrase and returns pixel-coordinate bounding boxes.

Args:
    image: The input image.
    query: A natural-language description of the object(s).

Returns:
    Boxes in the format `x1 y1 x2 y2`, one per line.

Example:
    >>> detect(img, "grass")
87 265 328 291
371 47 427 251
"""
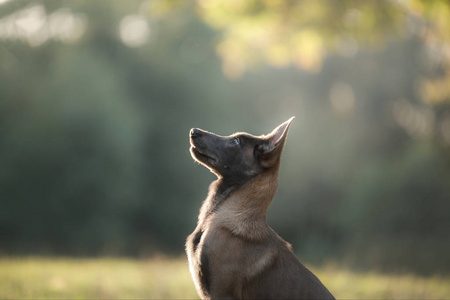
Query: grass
0 256 449 299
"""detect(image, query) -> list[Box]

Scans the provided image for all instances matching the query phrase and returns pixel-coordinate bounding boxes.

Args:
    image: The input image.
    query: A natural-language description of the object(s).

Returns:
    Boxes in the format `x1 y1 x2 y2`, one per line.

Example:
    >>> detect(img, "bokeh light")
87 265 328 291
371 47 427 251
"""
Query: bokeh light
119 15 150 48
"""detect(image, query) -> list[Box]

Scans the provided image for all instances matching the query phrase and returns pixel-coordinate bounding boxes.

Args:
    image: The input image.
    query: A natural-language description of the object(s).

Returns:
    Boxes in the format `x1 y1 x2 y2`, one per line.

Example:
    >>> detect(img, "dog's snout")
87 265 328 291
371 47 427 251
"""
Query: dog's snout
190 128 201 138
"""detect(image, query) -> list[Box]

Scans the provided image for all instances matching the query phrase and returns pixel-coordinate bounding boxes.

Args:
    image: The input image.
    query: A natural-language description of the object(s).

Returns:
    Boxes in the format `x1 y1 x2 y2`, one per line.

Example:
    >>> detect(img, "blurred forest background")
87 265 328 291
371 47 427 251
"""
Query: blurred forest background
0 0 449 276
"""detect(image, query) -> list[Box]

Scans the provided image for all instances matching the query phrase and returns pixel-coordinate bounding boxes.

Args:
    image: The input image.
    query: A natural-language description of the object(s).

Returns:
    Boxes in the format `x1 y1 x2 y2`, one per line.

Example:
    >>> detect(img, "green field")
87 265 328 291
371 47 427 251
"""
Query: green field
0 257 448 299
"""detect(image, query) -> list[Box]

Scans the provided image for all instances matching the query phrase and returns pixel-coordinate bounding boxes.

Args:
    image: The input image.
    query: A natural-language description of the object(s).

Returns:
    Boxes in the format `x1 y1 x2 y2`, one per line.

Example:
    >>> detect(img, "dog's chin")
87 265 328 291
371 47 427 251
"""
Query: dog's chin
190 146 217 168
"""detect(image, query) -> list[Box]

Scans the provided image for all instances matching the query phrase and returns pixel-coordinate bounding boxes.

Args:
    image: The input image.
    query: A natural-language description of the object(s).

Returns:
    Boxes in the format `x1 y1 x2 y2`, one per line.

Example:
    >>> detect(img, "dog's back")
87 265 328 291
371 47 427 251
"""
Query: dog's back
186 118 335 299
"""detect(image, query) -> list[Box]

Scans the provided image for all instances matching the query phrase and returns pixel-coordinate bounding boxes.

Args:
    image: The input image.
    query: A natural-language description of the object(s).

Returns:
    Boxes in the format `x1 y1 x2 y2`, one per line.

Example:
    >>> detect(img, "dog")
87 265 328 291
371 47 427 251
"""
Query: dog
186 117 335 299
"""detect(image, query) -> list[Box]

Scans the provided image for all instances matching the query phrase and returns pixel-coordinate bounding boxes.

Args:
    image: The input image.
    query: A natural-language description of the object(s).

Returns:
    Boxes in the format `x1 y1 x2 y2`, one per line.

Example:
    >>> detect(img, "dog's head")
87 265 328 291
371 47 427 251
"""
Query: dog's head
189 117 294 180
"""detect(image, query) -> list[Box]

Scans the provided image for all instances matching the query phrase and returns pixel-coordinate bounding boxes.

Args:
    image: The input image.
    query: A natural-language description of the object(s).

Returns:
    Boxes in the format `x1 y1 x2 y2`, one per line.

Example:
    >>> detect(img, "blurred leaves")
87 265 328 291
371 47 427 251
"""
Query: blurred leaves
196 0 450 106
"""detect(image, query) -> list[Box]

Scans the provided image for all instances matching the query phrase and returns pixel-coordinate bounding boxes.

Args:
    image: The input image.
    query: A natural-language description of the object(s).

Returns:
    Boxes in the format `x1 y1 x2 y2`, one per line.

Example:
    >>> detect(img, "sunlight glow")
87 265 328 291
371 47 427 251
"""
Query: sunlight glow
292 30 324 72
393 100 435 139
0 5 87 46
0 0 14 5
50 8 87 44
119 15 150 48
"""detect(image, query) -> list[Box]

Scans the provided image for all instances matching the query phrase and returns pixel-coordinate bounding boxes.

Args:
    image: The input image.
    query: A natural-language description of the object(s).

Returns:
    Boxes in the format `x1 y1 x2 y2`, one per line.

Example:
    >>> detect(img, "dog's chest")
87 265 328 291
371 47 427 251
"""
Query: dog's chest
187 226 238 296
187 224 278 299
186 228 210 296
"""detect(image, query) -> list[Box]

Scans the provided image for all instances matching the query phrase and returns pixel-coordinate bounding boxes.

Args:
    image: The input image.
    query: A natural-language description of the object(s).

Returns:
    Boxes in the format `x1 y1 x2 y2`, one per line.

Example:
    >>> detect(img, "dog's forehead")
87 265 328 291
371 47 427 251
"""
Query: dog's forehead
230 132 261 141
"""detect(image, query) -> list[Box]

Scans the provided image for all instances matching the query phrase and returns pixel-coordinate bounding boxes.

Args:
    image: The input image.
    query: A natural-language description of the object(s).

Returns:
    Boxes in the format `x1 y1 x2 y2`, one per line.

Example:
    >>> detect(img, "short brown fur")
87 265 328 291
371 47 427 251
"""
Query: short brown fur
186 118 335 299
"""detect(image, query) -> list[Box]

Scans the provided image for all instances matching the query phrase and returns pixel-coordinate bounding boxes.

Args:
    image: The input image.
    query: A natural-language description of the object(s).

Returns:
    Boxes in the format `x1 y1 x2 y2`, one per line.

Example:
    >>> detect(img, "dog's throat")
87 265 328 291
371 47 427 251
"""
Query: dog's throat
213 186 238 205
212 180 236 206
200 172 262 223
202 178 242 218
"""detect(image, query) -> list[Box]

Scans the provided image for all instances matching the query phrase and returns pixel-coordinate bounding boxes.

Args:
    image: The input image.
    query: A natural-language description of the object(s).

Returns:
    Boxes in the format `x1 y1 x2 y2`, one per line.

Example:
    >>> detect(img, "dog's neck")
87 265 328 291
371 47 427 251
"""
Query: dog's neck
199 167 280 241
198 177 245 223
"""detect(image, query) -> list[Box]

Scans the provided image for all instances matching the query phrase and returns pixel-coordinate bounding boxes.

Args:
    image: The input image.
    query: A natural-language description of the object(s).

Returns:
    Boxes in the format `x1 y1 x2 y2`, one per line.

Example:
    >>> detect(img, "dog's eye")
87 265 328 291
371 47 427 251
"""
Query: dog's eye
233 137 240 145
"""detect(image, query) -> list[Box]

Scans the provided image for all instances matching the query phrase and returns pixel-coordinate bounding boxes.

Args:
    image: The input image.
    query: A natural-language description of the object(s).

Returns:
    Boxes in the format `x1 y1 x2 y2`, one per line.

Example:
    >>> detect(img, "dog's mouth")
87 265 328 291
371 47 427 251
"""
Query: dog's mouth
190 146 217 166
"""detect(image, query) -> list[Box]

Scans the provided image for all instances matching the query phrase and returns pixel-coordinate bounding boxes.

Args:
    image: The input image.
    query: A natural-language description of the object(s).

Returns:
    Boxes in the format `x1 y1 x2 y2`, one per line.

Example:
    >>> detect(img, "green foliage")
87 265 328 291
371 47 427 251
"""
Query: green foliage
337 143 450 274
196 0 450 80
0 41 144 252
341 143 450 238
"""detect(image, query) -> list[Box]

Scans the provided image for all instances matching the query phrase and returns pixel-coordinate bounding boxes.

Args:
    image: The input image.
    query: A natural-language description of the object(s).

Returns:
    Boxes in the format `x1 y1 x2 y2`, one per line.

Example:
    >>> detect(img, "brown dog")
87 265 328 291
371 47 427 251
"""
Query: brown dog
186 118 335 299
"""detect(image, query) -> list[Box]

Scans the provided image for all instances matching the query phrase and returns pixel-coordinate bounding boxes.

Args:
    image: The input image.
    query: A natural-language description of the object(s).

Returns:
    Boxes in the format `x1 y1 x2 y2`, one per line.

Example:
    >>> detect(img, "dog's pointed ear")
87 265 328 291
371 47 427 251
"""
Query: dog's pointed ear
257 117 294 169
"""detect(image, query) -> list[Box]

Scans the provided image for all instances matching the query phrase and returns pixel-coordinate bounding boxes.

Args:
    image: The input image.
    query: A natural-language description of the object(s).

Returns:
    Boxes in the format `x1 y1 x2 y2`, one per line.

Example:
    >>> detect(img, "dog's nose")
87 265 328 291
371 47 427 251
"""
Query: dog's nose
190 128 201 137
